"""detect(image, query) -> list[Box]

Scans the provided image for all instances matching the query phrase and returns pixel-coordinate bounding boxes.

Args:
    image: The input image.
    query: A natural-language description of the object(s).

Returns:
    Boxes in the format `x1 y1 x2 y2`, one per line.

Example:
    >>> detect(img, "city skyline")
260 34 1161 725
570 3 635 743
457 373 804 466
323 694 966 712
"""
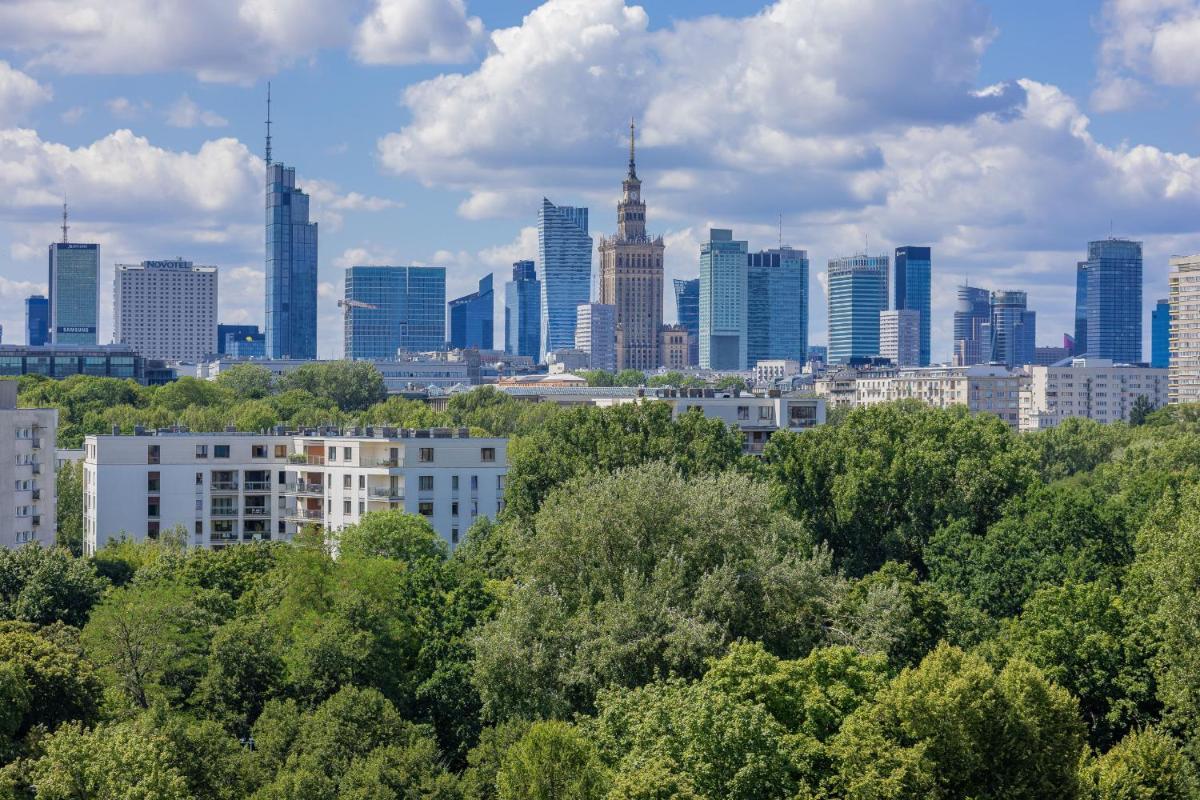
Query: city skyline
0 0 1196 360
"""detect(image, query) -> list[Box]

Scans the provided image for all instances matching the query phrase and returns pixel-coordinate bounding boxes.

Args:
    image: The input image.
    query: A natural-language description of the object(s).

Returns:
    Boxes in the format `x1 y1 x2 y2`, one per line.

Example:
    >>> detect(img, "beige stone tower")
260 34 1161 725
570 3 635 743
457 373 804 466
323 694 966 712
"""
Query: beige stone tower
598 120 665 371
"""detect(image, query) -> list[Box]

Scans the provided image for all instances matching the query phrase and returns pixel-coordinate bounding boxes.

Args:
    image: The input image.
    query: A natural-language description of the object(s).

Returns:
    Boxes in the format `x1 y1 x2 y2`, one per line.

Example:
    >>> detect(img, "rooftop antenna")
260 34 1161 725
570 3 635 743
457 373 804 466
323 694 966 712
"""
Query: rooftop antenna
778 212 782 250
61 200 69 244
265 82 272 167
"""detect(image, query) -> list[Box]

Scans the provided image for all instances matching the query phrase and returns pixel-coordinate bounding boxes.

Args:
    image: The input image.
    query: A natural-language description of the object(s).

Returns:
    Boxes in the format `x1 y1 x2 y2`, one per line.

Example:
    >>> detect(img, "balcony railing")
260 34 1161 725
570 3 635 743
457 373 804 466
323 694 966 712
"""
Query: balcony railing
210 507 238 517
369 486 404 500
284 482 324 495
375 458 399 467
210 533 240 542
243 481 272 491
288 454 324 465
289 509 324 522
210 481 239 491
243 507 270 517
242 532 272 542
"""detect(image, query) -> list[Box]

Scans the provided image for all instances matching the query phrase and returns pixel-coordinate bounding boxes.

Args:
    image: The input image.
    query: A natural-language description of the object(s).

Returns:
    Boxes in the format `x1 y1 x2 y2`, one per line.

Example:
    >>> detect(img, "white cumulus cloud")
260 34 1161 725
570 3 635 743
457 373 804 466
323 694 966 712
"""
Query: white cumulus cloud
0 61 51 124
166 94 229 128
355 0 484 64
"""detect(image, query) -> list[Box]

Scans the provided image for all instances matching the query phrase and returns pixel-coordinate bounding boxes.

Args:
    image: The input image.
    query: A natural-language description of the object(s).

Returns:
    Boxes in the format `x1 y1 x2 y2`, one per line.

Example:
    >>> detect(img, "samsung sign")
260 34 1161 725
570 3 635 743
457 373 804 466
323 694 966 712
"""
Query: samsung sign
57 326 96 334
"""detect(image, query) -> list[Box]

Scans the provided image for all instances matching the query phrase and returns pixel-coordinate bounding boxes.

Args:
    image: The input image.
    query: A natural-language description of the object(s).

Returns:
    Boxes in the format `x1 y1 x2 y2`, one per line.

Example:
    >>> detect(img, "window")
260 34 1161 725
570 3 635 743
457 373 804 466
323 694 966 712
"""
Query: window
471 500 478 516
278 471 286 485
195 445 207 458
451 528 459 545
481 447 496 463
147 498 160 518
358 475 365 489
419 448 434 463
274 445 287 458
737 406 749 420
194 521 202 536
470 475 479 491
418 502 434 516
419 475 434 491
343 500 351 514
147 445 160 465
147 471 160 492
343 447 352 462
343 474 352 489
252 444 267 458
359 501 365 514
214 445 230 459
758 406 773 420
196 471 203 486
451 501 459 516
452 475 459 491
278 521 286 534
327 446 336 462
147 521 160 539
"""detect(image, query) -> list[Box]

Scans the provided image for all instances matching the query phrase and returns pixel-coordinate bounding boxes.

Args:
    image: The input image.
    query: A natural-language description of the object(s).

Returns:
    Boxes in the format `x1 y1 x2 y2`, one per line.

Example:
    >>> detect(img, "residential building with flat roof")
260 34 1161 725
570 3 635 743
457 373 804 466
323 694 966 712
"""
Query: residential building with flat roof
0 381 56 548
1169 255 1200 403
1020 358 1167 431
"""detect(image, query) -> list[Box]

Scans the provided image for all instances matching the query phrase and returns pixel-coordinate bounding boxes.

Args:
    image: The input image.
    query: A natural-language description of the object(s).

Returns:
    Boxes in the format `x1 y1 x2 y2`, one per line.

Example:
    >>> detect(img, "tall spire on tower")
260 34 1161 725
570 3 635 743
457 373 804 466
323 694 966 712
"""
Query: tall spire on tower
61 200 69 244
265 82 273 167
628 117 637 180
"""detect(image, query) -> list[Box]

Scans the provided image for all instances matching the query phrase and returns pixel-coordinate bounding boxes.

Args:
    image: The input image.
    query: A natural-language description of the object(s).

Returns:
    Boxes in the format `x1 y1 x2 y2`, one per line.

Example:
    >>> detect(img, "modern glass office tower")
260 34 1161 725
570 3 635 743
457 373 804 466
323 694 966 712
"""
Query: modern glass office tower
265 163 318 359
216 324 261 355
1152 298 1170 369
504 261 541 360
538 199 592 361
747 247 808 366
24 296 48 347
1082 238 1143 364
953 284 991 366
699 229 749 370
575 302 617 372
673 278 699 366
448 274 494 350
894 246 931 365
989 290 1036 367
827 254 888 364
343 266 446 359
1074 261 1088 356
48 243 99 345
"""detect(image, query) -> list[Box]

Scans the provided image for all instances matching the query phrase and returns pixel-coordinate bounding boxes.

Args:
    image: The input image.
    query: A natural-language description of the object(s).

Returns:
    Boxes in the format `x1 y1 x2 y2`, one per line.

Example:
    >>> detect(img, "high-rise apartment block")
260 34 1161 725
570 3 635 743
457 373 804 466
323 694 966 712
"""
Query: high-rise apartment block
114 259 218 361
989 290 1036 368
894 246 931 365
266 163 318 359
597 123 664 371
1152 298 1170 370
49 242 99 345
747 247 808 366
1169 254 1200 403
699 229 748 370
1021 359 1167 431
673 278 699 367
0 381 56 548
1080 238 1142 363
880 309 921 366
25 296 48 347
538 199 592 361
827 254 888 364
953 284 991 366
449 274 494 351
504 261 541 360
83 428 506 554
343 266 446 359
575 303 616 372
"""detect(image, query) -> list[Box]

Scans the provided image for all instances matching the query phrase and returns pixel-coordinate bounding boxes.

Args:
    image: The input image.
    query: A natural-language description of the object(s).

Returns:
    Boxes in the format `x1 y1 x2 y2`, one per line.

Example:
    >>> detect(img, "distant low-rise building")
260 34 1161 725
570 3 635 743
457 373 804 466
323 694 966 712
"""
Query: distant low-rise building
0 344 172 385
197 355 473 391
753 359 803 385
1020 358 1167 431
659 325 690 371
843 364 1026 428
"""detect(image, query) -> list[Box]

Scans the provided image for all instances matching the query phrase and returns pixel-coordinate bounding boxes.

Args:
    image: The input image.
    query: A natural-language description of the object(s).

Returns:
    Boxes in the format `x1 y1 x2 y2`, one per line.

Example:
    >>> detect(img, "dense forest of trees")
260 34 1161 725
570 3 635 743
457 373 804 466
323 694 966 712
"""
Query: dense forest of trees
11 377 1200 797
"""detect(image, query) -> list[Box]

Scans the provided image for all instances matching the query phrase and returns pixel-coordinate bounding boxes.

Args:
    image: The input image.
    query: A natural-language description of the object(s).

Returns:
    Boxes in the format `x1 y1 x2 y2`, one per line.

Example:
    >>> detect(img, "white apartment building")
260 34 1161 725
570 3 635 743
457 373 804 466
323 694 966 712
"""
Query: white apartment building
880 309 921 367
114 259 217 362
575 303 617 372
0 381 56 548
195 356 474 391
753 360 803 385
1020 359 1168 431
1169 254 1200 404
83 427 506 555
854 364 1026 428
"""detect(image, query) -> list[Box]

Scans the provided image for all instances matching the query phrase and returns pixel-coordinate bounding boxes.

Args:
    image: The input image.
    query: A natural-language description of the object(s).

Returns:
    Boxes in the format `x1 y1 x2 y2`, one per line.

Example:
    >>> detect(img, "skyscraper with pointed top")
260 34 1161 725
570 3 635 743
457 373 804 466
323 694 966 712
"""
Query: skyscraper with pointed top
264 84 318 359
47 202 99 345
598 119 665 370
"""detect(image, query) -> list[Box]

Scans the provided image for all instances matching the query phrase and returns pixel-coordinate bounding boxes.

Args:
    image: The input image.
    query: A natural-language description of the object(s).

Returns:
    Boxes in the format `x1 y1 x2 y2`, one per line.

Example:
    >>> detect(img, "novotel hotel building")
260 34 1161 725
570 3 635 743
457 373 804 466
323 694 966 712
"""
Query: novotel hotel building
49 242 99 346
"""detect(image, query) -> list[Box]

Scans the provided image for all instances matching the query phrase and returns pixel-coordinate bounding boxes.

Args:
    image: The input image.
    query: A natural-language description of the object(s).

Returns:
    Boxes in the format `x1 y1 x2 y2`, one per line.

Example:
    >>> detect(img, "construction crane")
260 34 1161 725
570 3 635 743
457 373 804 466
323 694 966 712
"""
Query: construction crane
338 299 378 316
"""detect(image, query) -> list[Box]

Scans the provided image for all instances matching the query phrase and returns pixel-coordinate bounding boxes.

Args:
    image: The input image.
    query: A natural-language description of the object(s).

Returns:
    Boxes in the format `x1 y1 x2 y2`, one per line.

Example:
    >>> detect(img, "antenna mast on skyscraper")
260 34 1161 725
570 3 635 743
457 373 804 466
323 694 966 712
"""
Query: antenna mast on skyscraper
61 200 68 244
778 212 782 250
265 82 272 167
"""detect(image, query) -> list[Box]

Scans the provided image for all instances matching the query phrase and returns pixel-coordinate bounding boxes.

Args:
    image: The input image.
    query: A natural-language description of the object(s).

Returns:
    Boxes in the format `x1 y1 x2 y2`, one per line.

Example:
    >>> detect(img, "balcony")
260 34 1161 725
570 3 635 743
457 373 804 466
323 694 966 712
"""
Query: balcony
243 481 272 491
283 482 324 496
31 490 40 501
288 508 324 523
210 533 240 543
210 481 239 491
288 453 324 465
243 507 270 517
242 532 272 542
375 458 399 467
368 486 404 500
31 438 41 450
210 507 239 518
31 516 40 527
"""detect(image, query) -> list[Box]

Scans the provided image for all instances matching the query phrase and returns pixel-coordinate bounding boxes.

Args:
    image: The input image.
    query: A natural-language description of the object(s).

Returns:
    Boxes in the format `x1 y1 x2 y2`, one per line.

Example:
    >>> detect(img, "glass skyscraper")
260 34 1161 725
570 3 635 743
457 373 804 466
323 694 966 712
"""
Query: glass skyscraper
343 265 446 359
448 274 494 350
747 247 808 366
538 199 592 360
265 163 318 359
673 278 699 366
1074 261 1088 356
505 261 540 360
894 246 931 365
989 290 1036 367
217 324 262 355
699 229 748 370
1083 238 1143 364
953 284 991 366
48 243 99 345
827 254 888 364
1152 298 1170 369
25 295 48 347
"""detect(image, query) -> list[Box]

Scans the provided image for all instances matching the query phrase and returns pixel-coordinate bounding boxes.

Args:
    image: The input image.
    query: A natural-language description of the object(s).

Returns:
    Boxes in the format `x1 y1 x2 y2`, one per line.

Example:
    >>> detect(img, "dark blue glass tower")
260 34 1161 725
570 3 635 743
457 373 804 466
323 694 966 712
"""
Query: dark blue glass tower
1152 298 1170 369
538 199 592 360
48 242 99 345
505 261 540 359
747 247 808 365
894 246 931 365
25 295 48 346
265 163 318 359
216 323 261 355
343 266 446 359
1083 238 1142 363
673 278 699 366
1074 261 1088 356
448 274 494 350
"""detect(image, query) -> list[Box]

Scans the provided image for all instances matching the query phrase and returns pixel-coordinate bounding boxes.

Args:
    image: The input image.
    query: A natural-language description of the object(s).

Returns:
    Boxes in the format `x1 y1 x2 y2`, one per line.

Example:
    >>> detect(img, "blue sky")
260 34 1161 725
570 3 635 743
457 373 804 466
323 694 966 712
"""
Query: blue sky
1 0 1199 360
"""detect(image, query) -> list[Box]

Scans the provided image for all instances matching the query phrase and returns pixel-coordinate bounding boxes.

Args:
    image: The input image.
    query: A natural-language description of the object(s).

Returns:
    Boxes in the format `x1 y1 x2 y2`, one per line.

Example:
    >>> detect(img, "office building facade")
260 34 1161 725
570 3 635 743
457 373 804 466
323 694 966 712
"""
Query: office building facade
448 274 494 351
747 247 808 366
538 199 592 361
504 261 541 360
894 246 931 365
1082 238 1143 363
597 124 665 371
989 290 1036 368
673 278 699 366
699 229 749 370
953 284 991 366
0 381 56 548
48 242 99 345
25 296 48 347
880 309 921 366
1169 255 1200 403
343 266 447 359
575 303 617 372
827 255 888 364
1074 262 1088 356
265 163 318 359
114 259 218 362
1152 298 1170 370
217 324 261 356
